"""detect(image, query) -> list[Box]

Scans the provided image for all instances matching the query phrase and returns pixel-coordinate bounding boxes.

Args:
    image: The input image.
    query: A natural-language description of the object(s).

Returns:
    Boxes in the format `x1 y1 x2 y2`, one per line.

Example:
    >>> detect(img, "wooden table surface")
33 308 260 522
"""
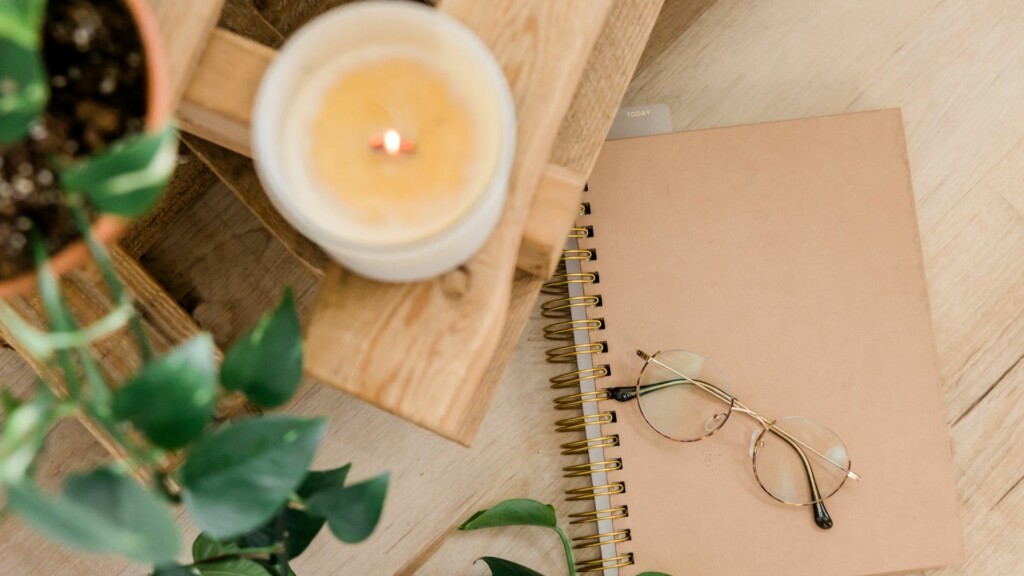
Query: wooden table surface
4 0 1023 574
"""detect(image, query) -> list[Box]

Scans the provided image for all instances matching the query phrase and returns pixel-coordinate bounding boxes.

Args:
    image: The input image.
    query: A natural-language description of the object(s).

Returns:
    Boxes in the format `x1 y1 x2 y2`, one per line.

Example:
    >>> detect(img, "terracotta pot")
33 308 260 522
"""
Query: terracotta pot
0 0 172 299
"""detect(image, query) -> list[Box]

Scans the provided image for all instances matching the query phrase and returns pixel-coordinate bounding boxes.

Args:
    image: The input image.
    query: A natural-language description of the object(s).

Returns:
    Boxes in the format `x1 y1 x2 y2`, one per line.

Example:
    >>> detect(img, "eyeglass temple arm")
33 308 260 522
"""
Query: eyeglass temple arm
762 422 833 529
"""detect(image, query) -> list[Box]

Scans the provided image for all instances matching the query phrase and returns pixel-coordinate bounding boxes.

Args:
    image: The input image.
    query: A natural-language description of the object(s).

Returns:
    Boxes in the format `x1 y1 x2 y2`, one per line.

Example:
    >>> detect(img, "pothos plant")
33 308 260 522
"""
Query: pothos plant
460 499 670 576
1 0 177 241
0 2 389 575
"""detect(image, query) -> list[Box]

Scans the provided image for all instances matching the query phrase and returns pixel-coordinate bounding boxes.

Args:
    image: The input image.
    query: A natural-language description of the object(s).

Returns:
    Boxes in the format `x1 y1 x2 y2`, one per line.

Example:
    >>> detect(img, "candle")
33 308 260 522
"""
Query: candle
253 3 515 282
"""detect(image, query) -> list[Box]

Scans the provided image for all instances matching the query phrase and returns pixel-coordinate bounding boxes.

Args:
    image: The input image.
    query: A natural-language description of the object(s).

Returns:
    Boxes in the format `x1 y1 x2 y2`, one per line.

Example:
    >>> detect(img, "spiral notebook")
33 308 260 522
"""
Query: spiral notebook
544 109 963 575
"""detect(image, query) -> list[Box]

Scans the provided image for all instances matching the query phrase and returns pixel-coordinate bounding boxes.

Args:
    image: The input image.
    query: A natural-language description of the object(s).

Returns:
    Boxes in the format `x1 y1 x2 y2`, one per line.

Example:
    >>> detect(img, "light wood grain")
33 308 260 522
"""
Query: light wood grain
218 0 285 47
178 30 273 157
120 145 221 258
305 0 613 445
150 0 227 105
8 1 1024 574
183 135 328 278
518 166 587 277
181 4 331 275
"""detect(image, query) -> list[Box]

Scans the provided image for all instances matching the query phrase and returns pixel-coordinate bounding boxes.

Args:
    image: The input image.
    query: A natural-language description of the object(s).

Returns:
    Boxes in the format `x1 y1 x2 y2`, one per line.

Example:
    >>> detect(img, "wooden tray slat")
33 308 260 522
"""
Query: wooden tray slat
178 29 271 157
151 0 227 104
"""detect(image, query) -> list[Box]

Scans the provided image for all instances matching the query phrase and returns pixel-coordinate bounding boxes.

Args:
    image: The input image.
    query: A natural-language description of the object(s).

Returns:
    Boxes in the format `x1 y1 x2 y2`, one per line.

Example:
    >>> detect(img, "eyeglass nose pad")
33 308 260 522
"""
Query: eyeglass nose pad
704 411 729 433
749 429 763 457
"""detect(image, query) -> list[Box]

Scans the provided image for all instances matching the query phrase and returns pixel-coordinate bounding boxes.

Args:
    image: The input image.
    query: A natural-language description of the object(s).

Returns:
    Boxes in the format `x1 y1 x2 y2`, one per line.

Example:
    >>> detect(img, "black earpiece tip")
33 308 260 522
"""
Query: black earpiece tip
813 501 833 529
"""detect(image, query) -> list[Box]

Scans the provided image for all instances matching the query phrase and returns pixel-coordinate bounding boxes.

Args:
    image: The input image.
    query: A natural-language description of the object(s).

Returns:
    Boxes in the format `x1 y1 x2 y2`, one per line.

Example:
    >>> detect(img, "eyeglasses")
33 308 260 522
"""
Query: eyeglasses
608 349 860 529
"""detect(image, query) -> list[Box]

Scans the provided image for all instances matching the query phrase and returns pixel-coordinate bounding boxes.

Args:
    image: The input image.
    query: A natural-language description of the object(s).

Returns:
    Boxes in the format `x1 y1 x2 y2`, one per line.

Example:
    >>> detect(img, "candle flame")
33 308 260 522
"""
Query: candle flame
383 129 402 155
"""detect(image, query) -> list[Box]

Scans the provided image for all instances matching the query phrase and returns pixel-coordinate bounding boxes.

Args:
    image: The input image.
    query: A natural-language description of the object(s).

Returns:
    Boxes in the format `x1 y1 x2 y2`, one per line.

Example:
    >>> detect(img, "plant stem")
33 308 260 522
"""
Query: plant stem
30 232 83 401
154 471 181 503
75 348 161 475
27 303 135 351
70 201 153 361
0 300 56 361
275 508 291 576
26 230 160 479
554 526 579 576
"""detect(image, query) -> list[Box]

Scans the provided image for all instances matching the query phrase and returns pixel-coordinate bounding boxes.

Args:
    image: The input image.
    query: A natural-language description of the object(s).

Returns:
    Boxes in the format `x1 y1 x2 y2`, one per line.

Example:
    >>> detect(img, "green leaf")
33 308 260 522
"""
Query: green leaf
238 507 325 559
477 557 545 576
58 123 179 217
279 508 325 557
112 334 217 450
62 468 181 562
1 387 22 415
0 0 48 144
192 532 239 562
220 288 303 408
153 564 200 576
636 573 673 576
0 387 56 483
459 499 576 576
305 470 389 544
0 0 47 48
7 469 180 563
459 499 558 531
0 36 46 143
180 416 327 540
195 558 270 576
34 242 74 333
297 463 351 498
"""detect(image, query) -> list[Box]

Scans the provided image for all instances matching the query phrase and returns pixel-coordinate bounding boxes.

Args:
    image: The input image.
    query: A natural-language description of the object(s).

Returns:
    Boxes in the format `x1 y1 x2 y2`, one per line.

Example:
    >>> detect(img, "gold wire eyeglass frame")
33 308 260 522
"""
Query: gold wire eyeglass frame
608 349 861 530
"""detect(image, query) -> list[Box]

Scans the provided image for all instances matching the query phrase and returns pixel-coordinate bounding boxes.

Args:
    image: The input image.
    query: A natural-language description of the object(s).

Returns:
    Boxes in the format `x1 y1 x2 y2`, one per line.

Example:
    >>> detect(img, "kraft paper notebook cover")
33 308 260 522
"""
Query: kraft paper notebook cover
543 109 963 575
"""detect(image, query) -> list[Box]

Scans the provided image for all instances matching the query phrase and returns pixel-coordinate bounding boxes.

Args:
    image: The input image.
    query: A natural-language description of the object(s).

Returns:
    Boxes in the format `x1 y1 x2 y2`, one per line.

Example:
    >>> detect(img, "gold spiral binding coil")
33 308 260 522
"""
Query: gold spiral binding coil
568 226 591 239
562 459 622 478
543 192 633 571
555 413 614 432
561 248 594 261
540 272 597 294
572 530 631 550
572 529 631 550
543 319 604 340
549 366 609 389
553 389 611 410
576 554 635 573
541 295 601 318
546 342 606 363
569 507 628 525
566 483 625 501
560 435 619 455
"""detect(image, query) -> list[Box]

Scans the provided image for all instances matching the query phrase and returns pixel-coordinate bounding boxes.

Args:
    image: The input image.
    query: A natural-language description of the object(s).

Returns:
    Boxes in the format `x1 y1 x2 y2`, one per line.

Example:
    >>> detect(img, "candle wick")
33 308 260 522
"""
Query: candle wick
383 129 402 154
371 129 415 155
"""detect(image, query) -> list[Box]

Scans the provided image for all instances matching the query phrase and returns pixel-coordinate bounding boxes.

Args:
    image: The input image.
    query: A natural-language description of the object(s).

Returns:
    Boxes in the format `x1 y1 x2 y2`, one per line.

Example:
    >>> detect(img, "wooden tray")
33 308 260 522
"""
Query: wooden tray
170 0 661 445
2 0 662 447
